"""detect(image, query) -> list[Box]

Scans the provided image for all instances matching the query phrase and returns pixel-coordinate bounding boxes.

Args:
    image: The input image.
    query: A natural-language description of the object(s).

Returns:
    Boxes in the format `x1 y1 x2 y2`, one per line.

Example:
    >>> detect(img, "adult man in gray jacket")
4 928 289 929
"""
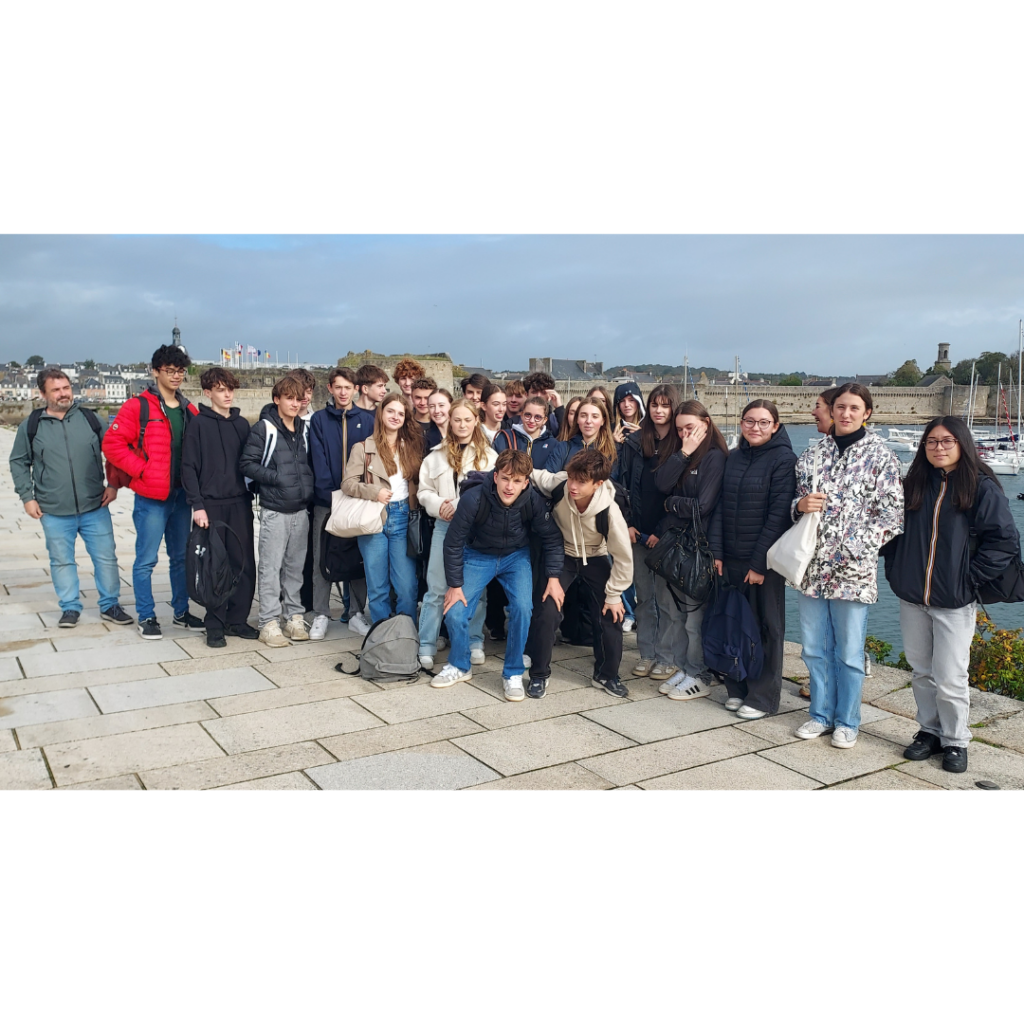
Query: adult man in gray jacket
9 369 134 628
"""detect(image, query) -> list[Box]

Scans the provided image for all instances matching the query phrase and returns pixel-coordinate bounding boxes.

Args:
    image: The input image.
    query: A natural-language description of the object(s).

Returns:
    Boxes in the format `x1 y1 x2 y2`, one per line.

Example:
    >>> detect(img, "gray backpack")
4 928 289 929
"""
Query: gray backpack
335 614 421 683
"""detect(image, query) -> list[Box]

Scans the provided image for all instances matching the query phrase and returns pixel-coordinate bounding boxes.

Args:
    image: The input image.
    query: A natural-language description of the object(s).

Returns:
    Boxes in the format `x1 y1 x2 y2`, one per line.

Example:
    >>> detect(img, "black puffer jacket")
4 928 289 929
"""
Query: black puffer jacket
442 477 564 588
883 469 1019 608
707 426 797 573
238 406 314 513
616 431 649 530
181 404 251 509
655 445 727 534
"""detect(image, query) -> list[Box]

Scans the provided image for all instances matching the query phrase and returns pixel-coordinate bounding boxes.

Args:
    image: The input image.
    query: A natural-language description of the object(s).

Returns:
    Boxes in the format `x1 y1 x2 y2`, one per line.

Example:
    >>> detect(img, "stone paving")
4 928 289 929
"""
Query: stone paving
3 423 1024 791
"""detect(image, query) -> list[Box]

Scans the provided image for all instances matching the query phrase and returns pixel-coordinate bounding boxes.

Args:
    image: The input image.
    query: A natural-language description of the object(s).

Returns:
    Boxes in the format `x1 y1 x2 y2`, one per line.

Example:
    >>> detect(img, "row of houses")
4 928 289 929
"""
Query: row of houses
0 362 151 403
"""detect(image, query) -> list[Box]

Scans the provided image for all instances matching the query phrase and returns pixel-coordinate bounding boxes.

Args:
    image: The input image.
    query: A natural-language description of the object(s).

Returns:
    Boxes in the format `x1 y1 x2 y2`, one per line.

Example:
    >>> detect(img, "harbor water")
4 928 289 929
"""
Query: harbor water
778 424 1024 652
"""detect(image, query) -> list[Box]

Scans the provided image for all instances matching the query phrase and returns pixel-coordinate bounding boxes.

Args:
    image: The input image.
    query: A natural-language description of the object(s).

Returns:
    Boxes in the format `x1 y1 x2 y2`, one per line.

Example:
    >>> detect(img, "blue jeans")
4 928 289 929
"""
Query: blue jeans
418 518 485 657
445 546 532 676
357 499 418 626
798 593 870 732
132 487 191 622
41 505 121 614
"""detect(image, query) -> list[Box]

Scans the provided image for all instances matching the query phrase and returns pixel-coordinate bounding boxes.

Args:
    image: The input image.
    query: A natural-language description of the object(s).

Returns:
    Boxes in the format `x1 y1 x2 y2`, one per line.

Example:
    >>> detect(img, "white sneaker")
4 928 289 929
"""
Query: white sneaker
659 670 687 694
259 621 290 648
724 696 744 711
736 704 767 719
622 617 635 633
503 676 526 701
418 655 434 671
308 614 329 641
832 726 858 748
796 718 831 740
470 648 486 666
522 654 532 669
348 611 371 636
430 663 472 688
282 614 310 641
668 675 711 701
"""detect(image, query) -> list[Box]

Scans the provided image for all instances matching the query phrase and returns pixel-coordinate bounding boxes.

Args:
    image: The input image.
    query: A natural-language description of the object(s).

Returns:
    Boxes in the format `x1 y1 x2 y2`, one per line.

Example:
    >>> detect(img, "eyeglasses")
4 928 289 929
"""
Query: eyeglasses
741 418 773 430
925 437 958 450
522 413 546 422
160 368 187 378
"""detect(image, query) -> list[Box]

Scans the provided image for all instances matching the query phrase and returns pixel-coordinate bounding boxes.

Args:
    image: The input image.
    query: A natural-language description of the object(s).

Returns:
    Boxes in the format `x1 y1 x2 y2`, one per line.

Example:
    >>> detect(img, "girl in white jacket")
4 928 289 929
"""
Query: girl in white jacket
417 399 497 670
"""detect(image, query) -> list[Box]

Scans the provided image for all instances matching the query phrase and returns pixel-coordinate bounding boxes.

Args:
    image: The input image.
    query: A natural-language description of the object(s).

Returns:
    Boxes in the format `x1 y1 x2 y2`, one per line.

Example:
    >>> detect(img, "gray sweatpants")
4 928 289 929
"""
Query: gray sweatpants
311 504 367 618
899 599 976 749
258 508 309 627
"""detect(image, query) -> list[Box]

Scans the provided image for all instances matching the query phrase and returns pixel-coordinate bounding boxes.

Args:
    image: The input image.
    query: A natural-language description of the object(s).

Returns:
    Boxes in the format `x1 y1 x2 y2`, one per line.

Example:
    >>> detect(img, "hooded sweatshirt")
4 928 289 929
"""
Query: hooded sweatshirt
493 421 559 469
613 381 646 427
180 404 252 509
551 479 634 601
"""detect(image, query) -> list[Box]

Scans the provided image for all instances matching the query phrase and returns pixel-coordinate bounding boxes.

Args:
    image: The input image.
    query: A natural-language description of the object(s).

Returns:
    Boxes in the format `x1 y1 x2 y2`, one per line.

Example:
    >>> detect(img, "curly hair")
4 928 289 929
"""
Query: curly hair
393 358 426 383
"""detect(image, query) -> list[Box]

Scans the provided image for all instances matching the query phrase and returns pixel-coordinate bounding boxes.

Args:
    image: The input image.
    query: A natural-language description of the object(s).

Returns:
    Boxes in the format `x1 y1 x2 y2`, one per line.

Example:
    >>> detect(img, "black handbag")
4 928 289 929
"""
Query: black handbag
405 505 434 574
644 505 716 604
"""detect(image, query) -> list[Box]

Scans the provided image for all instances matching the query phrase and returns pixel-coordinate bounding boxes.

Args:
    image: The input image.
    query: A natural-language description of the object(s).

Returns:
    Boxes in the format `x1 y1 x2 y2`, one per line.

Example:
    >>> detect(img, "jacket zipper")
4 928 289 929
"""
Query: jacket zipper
61 417 82 514
923 474 946 606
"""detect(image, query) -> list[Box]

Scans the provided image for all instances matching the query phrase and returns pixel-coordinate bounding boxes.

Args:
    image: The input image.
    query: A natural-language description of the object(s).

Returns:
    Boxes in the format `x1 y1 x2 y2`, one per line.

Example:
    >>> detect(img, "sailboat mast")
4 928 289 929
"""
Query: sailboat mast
1018 319 1022 447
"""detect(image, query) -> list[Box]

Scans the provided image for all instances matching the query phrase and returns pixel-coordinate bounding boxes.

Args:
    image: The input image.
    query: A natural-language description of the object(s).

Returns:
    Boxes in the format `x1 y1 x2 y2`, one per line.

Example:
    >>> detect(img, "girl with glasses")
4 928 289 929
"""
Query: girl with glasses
706 399 796 716
792 383 904 748
882 416 1019 773
493 396 559 469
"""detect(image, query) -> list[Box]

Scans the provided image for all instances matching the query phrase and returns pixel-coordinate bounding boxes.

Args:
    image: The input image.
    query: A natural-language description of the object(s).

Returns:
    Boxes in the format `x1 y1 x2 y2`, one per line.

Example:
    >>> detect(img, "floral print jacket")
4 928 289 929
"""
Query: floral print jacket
792 430 904 604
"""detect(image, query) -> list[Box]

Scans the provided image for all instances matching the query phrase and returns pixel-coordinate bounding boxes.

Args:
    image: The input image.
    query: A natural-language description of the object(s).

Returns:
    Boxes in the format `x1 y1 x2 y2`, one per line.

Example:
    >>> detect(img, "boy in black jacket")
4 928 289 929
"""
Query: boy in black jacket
433 449 565 701
181 368 258 648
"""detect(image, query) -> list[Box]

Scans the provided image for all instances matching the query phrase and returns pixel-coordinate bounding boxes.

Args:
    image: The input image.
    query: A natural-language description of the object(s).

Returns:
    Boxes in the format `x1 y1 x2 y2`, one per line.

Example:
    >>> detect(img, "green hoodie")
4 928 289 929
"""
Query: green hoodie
9 404 108 516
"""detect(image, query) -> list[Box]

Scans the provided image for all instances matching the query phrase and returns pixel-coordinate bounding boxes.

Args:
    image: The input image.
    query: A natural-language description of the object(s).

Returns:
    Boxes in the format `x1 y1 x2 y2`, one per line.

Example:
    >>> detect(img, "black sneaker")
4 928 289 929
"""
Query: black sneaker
943 746 969 773
527 677 548 699
593 677 630 698
100 604 135 626
227 622 260 640
903 730 943 761
58 610 80 628
489 627 507 642
172 610 206 631
138 617 162 639
206 629 227 649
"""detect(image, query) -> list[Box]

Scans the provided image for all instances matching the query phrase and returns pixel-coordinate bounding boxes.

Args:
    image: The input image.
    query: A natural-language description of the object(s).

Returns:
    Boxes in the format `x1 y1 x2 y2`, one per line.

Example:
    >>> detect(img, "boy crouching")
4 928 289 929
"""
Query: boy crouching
526 449 633 698
435 449 564 701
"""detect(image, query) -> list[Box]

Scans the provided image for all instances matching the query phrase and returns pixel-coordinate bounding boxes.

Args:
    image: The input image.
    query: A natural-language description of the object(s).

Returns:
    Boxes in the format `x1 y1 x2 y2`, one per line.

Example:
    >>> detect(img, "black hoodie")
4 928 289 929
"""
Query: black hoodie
181 404 252 509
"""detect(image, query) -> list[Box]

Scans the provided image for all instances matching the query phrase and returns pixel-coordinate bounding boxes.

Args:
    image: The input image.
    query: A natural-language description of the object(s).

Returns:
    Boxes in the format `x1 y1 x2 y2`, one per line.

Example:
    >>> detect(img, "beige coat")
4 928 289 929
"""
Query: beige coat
418 442 497 520
341 437 419 525
551 480 634 602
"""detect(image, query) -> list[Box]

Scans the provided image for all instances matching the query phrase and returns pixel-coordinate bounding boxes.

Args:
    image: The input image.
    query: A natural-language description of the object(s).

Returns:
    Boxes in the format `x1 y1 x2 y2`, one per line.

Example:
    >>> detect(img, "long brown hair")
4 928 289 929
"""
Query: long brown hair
373 393 423 479
443 399 491 474
674 399 728 470
641 383 679 459
570 399 617 463
557 396 583 441
587 385 613 411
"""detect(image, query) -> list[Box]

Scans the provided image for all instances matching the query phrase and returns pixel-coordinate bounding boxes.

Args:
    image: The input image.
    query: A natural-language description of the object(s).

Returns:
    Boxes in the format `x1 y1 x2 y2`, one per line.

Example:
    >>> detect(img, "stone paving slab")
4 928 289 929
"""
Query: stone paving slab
468 761 615 790
140 740 336 789
160 650 271 677
829 768 944 791
859 714 920 747
580 693 737 744
0 687 99 731
201 697 383 754
306 740 501 790
896 740 1024 790
579 725 773 787
0 658 26 683
0 728 16 752
62 774 145 790
973 712 1024 754
460 684 622 730
639 753 822 790
90 666 276 714
452 714 635 776
217 771 319 791
0 662 170 700
50 630 156 652
251 656 352 687
207 677 379 717
173 634 266 657
0 639 55 659
965 689 1024 724
0 613 50 634
45 722 227 786
758 731 909 786
351 680 500 725
871 687 920 719
0 748 53 789
16 700 218 749
258 636 365 663
19 639 191 678
317 712 485 762
733 709 811 747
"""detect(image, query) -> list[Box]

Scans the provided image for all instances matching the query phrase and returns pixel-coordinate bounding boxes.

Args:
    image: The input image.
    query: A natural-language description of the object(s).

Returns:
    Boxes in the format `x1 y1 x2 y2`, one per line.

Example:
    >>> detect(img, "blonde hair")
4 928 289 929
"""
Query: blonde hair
571 400 617 463
373 393 423 479
444 398 491 473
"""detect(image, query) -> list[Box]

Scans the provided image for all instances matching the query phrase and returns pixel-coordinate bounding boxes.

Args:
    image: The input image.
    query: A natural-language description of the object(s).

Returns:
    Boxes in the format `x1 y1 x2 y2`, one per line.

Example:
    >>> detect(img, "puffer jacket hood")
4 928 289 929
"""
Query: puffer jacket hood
613 381 646 423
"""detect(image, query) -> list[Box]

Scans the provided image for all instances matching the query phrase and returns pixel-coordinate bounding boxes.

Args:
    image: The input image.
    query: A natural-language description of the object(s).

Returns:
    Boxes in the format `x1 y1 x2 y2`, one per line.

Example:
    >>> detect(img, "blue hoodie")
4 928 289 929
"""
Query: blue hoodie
492 421 560 470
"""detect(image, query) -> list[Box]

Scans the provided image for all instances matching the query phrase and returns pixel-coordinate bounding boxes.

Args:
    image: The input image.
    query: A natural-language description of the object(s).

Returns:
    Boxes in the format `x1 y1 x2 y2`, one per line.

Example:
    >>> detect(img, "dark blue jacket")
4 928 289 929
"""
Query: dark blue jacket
493 423 560 470
309 402 376 508
544 433 595 473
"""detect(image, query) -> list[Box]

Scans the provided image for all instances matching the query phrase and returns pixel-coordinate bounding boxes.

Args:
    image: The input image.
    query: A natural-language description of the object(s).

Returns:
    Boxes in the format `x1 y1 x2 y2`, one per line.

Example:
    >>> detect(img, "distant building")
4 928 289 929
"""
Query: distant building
102 376 127 401
935 342 952 373
802 378 837 389
529 357 605 381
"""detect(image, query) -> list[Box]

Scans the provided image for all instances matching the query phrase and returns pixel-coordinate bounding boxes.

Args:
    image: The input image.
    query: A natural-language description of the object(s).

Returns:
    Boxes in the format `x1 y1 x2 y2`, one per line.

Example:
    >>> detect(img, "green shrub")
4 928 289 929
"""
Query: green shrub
864 636 910 671
971 611 1024 699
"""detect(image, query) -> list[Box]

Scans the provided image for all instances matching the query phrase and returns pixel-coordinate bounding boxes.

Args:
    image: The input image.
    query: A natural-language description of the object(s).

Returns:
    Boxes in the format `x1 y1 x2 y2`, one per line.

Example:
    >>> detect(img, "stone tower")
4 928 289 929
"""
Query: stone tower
936 342 951 372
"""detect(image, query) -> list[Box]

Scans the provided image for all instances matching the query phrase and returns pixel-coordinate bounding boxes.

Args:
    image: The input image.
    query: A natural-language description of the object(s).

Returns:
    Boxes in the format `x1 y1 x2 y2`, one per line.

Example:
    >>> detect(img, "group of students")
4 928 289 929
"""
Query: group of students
12 349 1021 775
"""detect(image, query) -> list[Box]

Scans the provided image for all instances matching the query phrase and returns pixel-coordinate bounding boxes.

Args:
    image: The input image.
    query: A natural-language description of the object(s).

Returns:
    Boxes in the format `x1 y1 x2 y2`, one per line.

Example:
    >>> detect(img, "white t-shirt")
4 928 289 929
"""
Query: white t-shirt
388 471 409 503
481 424 498 442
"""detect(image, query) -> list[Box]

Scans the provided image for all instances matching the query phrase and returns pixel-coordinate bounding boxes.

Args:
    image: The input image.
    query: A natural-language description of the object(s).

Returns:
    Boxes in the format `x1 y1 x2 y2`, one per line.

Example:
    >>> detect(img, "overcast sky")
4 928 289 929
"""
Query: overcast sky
2 234 1023 375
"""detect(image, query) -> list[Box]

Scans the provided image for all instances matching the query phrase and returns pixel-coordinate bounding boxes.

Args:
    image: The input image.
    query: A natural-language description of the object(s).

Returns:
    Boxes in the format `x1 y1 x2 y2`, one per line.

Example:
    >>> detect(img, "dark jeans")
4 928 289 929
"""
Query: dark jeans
720 560 786 714
203 501 256 632
527 554 623 683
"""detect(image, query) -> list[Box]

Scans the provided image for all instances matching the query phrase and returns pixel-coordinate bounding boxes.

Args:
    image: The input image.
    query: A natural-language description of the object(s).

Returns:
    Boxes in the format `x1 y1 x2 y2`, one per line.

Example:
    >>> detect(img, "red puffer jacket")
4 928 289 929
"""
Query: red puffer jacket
102 388 198 501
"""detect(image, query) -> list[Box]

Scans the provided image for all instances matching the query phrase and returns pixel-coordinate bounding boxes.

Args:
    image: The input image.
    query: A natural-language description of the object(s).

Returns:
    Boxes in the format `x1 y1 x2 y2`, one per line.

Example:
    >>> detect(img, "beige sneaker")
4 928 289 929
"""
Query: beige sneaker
632 658 655 677
283 615 310 641
259 621 290 648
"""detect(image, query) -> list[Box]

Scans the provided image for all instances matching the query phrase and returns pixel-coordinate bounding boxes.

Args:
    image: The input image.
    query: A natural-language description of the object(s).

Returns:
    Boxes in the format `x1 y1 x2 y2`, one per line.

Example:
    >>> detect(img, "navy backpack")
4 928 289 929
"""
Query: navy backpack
701 583 764 683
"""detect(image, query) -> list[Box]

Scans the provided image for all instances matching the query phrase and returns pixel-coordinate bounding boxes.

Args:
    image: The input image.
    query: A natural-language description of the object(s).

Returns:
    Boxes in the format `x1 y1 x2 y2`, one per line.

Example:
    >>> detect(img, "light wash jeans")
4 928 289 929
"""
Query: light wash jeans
418 518 485 657
40 505 121 614
132 487 191 621
899 599 976 748
357 499 418 626
798 593 870 732
445 546 532 676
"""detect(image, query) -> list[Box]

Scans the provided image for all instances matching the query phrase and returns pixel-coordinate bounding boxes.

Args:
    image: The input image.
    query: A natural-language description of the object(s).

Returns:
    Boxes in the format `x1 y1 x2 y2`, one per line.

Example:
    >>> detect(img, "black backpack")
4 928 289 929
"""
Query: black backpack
968 510 1024 604
549 479 630 540
319 519 366 583
186 520 244 609
701 582 764 683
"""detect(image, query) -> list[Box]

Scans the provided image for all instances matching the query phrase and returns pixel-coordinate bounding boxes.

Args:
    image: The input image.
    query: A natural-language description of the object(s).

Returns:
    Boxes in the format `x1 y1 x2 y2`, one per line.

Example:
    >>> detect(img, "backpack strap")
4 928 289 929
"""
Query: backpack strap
135 393 151 461
498 429 514 451
24 408 45 464
261 422 279 468
596 507 610 540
